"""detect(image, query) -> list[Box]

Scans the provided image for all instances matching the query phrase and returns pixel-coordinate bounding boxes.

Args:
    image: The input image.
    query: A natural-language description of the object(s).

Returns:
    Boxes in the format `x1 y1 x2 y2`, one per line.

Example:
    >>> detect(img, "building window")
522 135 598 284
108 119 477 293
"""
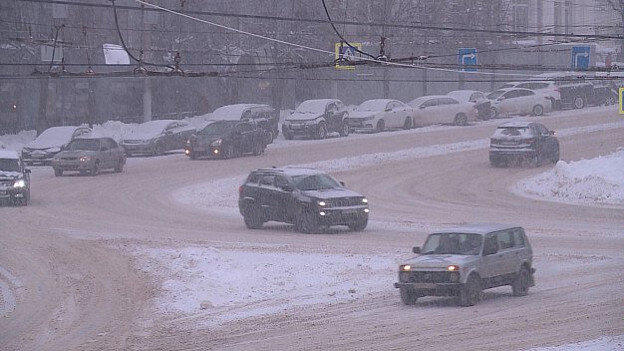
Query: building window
512 0 529 32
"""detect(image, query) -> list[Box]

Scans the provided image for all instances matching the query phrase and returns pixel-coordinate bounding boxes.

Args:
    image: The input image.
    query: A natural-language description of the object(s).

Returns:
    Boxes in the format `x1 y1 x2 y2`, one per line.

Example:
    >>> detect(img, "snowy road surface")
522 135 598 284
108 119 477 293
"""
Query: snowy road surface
1 106 623 350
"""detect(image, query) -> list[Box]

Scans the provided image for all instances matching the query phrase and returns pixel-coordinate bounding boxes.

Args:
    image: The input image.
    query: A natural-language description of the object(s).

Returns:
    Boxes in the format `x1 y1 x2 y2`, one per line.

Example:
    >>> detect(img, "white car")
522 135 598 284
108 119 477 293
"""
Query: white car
21 125 92 165
487 88 552 118
446 90 491 120
408 95 476 126
347 99 414 132
512 81 560 108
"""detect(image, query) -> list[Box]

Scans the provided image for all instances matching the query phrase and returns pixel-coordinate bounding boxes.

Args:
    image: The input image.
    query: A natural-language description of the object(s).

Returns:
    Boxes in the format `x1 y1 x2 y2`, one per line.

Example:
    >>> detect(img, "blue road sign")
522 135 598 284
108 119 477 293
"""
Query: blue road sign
458 48 477 72
571 46 591 70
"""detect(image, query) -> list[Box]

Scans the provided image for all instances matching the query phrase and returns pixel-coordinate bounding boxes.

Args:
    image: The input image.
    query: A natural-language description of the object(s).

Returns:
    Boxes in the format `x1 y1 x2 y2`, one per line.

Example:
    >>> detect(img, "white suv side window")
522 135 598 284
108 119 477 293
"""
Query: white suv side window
496 230 515 250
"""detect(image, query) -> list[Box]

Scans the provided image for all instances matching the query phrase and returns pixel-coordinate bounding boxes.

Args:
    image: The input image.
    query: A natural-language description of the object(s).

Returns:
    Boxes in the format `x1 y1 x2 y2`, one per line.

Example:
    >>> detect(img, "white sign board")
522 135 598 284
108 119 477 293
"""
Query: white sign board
103 44 130 65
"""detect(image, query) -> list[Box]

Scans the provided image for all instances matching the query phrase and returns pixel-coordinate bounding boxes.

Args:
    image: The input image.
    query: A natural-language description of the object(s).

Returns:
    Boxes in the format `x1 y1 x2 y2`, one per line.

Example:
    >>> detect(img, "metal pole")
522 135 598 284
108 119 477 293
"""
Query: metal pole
141 5 152 122
382 0 390 98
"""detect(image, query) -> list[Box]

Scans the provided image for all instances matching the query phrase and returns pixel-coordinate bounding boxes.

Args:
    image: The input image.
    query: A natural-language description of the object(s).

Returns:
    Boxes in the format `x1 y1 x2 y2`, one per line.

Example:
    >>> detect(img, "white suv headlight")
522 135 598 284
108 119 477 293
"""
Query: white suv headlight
13 179 26 188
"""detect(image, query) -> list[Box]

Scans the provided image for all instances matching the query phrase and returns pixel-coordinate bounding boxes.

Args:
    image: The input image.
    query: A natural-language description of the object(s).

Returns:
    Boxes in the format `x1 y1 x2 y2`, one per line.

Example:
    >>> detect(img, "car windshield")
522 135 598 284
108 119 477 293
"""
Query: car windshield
493 127 533 137
357 100 388 112
487 91 505 99
292 174 341 191
199 121 237 136
421 233 483 255
295 100 327 114
0 158 20 172
67 139 100 151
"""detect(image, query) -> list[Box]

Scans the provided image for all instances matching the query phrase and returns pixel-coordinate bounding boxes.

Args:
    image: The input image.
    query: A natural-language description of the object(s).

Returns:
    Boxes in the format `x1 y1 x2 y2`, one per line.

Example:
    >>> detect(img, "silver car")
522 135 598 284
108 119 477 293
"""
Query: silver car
394 224 535 306
51 137 126 176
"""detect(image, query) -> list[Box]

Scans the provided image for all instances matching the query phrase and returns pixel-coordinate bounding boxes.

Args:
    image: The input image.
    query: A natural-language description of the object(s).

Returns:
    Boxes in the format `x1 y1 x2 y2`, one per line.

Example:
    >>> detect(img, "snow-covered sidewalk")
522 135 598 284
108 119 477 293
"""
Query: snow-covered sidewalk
516 149 624 207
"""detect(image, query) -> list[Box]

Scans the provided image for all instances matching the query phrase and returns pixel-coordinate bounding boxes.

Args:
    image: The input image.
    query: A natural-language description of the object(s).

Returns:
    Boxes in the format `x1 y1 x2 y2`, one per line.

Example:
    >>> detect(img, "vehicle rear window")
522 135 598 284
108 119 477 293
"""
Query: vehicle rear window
246 173 262 184
493 127 534 138
0 158 20 172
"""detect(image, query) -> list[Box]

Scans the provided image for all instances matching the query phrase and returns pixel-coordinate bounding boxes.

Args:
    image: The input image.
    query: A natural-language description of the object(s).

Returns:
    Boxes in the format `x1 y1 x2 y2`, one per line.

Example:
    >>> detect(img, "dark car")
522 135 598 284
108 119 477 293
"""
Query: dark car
0 150 31 206
282 99 350 140
51 137 126 176
590 85 618 106
209 104 279 143
394 224 535 306
185 120 269 159
120 120 196 156
21 125 92 165
238 167 369 233
533 72 594 109
489 122 560 167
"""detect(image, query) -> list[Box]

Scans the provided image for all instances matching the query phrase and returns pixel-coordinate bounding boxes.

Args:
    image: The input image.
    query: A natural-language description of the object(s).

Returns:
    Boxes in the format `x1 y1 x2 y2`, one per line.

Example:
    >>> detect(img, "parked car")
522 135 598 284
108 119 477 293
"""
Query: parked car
208 104 279 143
512 81 561 109
282 99 350 139
408 95 476 126
394 224 535 306
487 88 552 118
590 85 618 106
532 72 594 109
185 120 269 159
120 120 196 156
21 125 92 165
446 90 491 120
51 137 126 176
238 167 369 233
347 99 414 132
489 122 560 167
0 150 31 206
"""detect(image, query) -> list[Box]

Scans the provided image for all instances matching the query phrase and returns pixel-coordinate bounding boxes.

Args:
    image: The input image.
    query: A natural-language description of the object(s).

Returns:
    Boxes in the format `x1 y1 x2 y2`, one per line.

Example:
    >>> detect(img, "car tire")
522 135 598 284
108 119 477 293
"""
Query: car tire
528 153 540 167
114 158 124 173
400 287 419 305
296 207 320 234
222 144 235 159
243 205 264 229
283 130 293 140
573 96 585 109
454 113 468 126
252 142 264 156
550 146 560 164
376 119 385 132
458 274 482 307
152 144 164 156
54 168 63 177
403 117 413 129
339 121 350 137
316 123 328 140
532 104 544 116
90 161 100 176
348 217 368 231
605 95 616 106
490 107 498 118
512 266 531 296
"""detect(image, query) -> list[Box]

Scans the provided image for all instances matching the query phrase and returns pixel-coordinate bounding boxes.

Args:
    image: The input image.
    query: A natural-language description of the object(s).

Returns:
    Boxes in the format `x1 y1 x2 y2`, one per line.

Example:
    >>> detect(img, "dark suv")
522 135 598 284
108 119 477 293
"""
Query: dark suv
185 120 269 159
282 99 350 140
0 150 31 206
489 122 560 167
238 167 369 233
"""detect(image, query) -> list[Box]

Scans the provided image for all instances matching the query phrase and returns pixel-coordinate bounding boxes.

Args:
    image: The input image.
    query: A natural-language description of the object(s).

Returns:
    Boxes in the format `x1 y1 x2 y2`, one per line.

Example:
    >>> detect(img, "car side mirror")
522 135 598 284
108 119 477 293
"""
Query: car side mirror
24 169 31 174
60 145 67 151
165 130 173 135
412 247 421 254
419 105 426 109
549 130 556 136
385 107 392 112
339 181 346 187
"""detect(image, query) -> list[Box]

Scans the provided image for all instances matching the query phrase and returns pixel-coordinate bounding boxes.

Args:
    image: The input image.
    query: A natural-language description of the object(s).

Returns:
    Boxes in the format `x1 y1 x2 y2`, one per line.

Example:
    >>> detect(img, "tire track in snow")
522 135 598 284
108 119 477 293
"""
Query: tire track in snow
0 265 21 316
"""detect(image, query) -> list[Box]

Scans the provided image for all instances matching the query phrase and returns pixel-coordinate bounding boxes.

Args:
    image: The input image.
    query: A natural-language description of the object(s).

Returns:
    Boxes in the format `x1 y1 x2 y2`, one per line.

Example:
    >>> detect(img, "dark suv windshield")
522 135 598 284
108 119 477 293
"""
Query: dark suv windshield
67 139 100 151
292 174 340 191
421 233 483 255
0 158 20 172
200 121 237 136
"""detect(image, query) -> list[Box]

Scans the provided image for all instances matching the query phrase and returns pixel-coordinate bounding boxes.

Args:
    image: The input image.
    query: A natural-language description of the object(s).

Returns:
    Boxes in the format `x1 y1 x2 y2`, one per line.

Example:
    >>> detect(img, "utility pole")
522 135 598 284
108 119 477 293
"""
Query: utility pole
382 0 390 98
141 4 152 122
537 0 544 67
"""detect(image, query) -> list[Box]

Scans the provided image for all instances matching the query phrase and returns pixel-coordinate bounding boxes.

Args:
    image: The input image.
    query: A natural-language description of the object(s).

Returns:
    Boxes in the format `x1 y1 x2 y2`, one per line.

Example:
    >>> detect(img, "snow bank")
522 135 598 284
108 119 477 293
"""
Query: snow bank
134 246 395 321
524 335 624 351
517 149 624 206
0 130 37 151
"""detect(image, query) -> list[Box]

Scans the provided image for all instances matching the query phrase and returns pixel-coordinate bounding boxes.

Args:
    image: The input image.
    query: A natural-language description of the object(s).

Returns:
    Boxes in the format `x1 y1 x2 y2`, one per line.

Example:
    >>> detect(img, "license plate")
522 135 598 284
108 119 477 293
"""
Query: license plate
342 209 359 215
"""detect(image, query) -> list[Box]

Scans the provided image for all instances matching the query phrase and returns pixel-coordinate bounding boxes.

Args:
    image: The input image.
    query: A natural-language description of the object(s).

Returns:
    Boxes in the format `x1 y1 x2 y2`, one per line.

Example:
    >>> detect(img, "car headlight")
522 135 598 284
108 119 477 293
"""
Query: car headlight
211 139 222 147
362 198 368 204
400 264 412 272
447 265 460 272
80 156 91 162
318 200 327 207
13 179 25 188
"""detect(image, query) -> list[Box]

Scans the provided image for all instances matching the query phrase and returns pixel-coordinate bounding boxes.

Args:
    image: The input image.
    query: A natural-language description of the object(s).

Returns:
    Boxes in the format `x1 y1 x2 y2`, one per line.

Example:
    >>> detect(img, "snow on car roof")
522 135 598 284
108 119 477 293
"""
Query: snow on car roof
408 95 450 105
0 150 20 159
498 121 533 128
210 104 268 121
123 120 175 140
431 223 519 235
295 99 339 111
356 99 395 110
255 167 325 176
26 126 85 149
446 90 482 101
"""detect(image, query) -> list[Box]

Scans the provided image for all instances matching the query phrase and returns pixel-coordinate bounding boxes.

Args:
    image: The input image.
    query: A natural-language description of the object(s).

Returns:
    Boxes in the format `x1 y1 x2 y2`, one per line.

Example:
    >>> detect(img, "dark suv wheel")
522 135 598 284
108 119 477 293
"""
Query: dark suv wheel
296 207 320 233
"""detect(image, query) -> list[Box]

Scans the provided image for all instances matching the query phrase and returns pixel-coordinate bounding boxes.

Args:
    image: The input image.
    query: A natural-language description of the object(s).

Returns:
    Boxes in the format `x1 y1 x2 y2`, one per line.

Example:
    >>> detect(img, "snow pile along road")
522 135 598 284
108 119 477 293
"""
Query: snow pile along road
0 130 37 151
524 335 624 351
134 246 396 320
517 149 624 206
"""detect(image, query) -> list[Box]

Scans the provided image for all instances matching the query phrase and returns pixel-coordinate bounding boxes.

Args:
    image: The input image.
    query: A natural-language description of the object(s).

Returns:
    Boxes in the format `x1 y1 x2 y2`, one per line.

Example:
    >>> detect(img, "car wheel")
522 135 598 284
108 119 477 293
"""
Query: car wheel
458 274 482 307
490 107 498 118
339 121 350 137
90 161 100 176
114 158 124 173
512 266 531 296
243 205 264 229
403 117 413 129
252 142 264 156
348 217 368 231
222 144 235 159
189 151 198 160
376 119 385 132
532 104 544 116
296 207 320 234
265 131 274 145
54 168 63 177
573 96 585 109
400 287 418 305
316 122 328 139
283 129 293 140
152 144 164 156
528 153 540 167
454 113 468 126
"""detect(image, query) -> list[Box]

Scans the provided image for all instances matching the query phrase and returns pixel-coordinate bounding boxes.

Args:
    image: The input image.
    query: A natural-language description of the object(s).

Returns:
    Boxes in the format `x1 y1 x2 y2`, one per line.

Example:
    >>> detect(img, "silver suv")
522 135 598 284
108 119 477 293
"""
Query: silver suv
394 224 535 306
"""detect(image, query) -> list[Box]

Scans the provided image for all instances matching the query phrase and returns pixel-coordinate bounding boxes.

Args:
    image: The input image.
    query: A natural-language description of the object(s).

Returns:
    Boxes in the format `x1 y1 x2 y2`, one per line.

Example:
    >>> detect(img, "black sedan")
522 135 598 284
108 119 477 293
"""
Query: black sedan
120 120 196 157
185 120 270 159
489 122 560 167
